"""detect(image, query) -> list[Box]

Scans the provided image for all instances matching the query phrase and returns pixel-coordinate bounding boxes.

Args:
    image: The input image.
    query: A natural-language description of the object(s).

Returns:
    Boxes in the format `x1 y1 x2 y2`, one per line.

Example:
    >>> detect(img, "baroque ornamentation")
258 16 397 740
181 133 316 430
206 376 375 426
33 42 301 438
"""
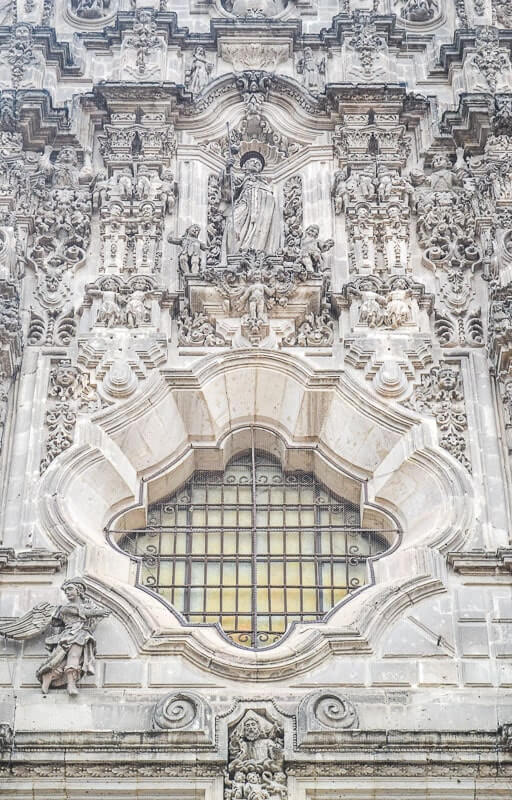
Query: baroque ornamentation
225 711 286 800
40 359 101 473
406 364 471 471
0 579 109 696
178 304 227 347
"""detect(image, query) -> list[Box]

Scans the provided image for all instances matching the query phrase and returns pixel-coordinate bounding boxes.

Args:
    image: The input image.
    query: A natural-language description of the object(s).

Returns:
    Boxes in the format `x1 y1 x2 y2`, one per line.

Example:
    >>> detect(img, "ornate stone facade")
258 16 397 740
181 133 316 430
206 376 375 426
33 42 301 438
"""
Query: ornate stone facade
0 1 512 798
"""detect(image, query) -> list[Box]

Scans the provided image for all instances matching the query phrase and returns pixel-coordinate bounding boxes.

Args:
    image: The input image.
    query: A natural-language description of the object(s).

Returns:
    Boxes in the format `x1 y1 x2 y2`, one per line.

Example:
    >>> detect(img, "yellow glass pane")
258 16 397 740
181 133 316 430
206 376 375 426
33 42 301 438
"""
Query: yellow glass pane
300 509 314 525
238 532 252 554
301 561 315 584
191 487 206 503
322 588 333 610
333 562 347 586
238 562 252 586
332 588 347 606
223 562 236 583
224 508 237 526
270 588 284 612
269 532 283 554
191 562 204 584
174 561 185 585
221 615 235 631
269 487 284 504
158 562 174 584
257 587 269 612
332 534 346 555
238 588 251 612
223 486 237 502
176 510 188 527
222 586 236 609
256 531 268 553
321 531 331 552
271 615 286 632
300 488 314 503
256 509 268 526
207 509 222 526
191 532 205 554
191 509 205 525
239 510 252 527
285 531 300 554
237 616 252 631
302 588 317 611
270 562 283 585
206 531 221 553
286 561 300 583
285 509 299 526
208 487 222 503
321 562 333 586
319 510 330 524
206 588 220 611
286 487 299 503
207 561 221 584
269 509 283 526
188 614 204 623
173 588 185 611
189 588 203 612
161 508 174 524
224 531 236 554
257 562 268 584
286 588 301 612
159 535 174 555
175 533 187 554
238 486 252 503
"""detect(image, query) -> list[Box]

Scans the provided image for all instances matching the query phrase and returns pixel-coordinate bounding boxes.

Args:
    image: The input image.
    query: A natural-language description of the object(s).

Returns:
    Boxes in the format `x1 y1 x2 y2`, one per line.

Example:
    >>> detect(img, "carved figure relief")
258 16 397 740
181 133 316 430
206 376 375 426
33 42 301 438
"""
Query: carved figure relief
0 579 109 696
221 152 281 258
225 711 286 800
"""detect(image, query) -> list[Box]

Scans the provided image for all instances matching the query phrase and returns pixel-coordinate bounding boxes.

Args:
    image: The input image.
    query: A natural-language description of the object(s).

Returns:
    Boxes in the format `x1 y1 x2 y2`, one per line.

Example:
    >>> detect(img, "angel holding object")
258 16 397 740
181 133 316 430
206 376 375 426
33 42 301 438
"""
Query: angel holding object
0 578 109 696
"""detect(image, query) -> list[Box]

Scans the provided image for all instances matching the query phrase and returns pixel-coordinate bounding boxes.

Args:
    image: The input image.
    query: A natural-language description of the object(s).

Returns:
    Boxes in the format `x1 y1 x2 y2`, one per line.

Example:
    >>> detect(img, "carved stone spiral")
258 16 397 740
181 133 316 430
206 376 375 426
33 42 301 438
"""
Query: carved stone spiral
312 693 357 729
152 692 198 731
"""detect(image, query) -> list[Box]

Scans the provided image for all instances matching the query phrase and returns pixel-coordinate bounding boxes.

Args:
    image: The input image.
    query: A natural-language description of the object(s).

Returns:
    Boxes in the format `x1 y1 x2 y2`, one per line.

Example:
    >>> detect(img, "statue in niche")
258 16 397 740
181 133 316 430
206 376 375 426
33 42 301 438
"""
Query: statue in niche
384 279 414 328
96 285 122 327
298 225 334 273
168 224 207 274
221 151 281 258
185 47 213 95
0 578 109 696
398 0 438 21
126 288 150 327
296 47 326 95
222 0 284 17
70 0 113 19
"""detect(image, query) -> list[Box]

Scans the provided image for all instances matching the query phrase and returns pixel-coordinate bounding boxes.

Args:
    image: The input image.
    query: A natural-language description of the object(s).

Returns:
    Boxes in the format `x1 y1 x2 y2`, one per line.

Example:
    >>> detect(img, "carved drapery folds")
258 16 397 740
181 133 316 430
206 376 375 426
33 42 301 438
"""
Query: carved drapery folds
225 710 286 800
0 578 109 696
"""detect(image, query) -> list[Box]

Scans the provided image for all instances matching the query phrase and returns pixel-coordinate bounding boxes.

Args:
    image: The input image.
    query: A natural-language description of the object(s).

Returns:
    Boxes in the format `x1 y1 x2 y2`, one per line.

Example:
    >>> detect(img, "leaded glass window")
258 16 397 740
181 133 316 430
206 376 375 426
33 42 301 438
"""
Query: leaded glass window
113 445 396 649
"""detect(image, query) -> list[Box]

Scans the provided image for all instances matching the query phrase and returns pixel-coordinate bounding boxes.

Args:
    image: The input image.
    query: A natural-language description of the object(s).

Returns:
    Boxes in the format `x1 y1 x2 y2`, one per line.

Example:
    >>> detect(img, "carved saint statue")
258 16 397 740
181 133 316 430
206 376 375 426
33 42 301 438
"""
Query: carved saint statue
226 0 281 16
222 151 281 258
186 46 213 94
0 578 109 696
226 711 286 800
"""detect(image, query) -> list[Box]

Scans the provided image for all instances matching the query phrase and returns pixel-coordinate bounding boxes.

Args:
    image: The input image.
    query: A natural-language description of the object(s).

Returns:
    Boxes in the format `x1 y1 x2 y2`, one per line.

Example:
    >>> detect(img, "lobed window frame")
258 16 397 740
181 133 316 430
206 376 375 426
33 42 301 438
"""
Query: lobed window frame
109 430 399 650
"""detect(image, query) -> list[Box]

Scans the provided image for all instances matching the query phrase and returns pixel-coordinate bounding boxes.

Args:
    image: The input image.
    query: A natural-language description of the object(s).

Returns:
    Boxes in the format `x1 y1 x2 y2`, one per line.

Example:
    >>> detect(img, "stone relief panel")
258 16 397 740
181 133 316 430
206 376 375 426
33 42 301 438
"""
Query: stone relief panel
0 578 109 696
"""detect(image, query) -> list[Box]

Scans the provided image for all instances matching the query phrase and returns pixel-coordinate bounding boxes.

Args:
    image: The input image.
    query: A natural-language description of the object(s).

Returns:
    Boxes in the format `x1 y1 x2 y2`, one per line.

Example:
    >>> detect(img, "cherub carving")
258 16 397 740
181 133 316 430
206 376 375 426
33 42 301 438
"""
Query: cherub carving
168 224 206 274
0 579 109 696
298 225 334 273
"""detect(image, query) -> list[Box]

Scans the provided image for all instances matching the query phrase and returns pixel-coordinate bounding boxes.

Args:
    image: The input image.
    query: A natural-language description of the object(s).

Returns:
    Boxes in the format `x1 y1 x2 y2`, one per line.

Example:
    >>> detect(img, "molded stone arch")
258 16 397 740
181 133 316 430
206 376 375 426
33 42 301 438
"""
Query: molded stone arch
37 350 473 680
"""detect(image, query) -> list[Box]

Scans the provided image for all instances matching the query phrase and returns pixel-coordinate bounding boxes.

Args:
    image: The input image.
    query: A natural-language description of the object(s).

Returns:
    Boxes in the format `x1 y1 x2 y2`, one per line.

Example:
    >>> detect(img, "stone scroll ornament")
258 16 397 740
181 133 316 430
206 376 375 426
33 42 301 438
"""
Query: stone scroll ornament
0 579 109 696
225 710 287 800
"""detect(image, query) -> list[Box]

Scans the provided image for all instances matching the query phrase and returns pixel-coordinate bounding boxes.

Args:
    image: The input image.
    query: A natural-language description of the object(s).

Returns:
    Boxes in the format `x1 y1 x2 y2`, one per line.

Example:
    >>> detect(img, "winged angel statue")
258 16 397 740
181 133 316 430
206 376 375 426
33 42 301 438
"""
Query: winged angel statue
0 578 109 696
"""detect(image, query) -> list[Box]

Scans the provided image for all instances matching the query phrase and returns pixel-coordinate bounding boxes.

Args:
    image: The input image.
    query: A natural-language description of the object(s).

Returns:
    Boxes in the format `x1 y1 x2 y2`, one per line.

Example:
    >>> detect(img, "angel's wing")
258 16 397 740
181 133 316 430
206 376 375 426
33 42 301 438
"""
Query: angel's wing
0 602 56 640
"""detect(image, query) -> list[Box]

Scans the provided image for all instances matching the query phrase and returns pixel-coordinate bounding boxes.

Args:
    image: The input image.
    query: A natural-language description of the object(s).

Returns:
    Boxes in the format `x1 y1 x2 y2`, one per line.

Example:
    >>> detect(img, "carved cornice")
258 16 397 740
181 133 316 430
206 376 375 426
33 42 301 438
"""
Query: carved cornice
447 548 512 575
0 547 65 573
